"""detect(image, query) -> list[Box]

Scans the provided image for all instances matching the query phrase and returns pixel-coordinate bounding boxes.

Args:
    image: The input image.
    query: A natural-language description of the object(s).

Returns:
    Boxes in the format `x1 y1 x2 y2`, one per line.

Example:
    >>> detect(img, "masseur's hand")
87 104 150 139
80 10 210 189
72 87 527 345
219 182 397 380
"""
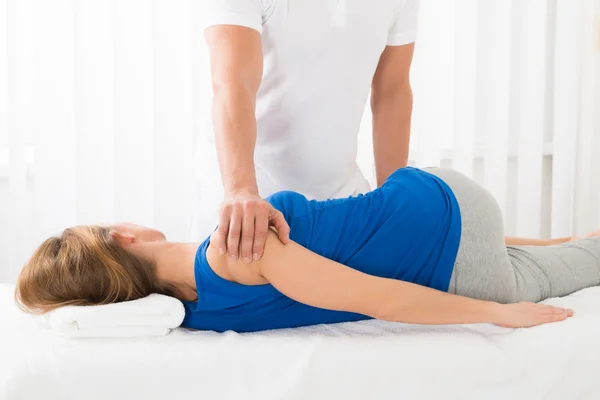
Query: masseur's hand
213 189 291 263
494 302 574 328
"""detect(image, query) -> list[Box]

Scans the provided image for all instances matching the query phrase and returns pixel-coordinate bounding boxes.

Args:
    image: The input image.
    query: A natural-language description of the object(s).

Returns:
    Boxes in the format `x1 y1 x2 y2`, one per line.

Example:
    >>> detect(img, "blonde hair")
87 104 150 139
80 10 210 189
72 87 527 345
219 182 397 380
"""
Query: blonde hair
15 226 178 314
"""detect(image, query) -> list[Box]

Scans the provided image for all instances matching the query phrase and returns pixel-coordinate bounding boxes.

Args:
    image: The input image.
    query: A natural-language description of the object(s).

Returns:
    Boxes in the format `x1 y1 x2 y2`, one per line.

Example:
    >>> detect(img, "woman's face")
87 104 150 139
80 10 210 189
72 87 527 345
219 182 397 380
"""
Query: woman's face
104 223 167 243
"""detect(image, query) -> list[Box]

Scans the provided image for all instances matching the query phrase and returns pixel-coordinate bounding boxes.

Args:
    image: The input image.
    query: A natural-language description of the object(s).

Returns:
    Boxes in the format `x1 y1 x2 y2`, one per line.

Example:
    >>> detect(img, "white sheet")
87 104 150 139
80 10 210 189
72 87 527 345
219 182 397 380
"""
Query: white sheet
1 282 599 400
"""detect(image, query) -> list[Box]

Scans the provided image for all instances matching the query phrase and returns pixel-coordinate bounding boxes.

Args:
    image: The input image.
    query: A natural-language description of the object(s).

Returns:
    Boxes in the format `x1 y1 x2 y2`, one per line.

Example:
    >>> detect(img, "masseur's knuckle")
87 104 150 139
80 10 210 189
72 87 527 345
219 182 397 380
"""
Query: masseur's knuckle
232 203 243 214
243 200 255 211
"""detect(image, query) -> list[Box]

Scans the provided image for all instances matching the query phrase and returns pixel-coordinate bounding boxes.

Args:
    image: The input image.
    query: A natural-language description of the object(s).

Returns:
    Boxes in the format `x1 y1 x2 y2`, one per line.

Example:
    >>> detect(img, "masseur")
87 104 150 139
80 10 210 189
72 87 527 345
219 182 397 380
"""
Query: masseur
191 0 419 261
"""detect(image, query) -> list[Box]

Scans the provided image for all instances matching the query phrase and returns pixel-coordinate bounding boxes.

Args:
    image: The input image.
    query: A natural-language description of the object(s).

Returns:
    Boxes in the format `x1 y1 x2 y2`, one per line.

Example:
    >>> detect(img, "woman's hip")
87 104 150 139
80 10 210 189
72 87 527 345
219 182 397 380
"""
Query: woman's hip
423 167 516 303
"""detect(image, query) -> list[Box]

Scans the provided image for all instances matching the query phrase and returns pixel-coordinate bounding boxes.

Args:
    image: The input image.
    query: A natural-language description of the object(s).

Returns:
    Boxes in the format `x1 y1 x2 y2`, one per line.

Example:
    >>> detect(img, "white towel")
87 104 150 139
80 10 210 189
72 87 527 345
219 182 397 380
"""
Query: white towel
45 294 185 338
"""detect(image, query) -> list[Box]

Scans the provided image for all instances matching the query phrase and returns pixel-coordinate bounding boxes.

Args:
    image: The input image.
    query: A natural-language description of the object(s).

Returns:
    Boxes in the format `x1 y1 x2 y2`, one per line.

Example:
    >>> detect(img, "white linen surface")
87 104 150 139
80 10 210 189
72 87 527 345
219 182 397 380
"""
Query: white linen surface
1 282 599 400
45 294 185 338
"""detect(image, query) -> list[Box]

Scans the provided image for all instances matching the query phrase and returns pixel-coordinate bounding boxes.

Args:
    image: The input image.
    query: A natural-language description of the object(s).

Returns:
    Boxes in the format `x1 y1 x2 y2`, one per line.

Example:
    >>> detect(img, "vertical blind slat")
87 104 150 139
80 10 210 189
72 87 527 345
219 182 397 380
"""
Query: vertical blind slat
573 0 599 234
189 1 223 240
114 0 155 225
356 98 373 183
411 0 454 167
7 0 35 281
4 0 34 281
594 1 600 230
154 0 194 240
552 0 584 237
515 0 548 238
33 0 77 239
74 0 115 225
0 0 7 148
0 0 7 279
479 0 512 216
410 0 431 165
452 0 478 177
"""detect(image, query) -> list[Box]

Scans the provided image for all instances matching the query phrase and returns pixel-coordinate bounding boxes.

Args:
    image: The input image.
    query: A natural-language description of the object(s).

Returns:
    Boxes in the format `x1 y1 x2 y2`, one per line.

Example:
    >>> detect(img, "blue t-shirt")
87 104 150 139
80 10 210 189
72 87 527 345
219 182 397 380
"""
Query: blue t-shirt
183 167 461 332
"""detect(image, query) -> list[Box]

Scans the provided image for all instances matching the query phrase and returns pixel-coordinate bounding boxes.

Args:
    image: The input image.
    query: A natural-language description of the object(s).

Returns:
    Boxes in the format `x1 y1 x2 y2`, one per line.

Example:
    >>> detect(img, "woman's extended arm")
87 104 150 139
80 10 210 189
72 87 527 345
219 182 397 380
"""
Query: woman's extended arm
504 237 571 246
505 229 600 246
215 231 572 328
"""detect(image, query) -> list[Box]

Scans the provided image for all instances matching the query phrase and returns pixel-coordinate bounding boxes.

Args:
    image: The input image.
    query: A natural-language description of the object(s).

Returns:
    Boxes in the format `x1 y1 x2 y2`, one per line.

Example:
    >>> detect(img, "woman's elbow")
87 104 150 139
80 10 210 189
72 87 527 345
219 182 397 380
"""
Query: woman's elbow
366 284 410 322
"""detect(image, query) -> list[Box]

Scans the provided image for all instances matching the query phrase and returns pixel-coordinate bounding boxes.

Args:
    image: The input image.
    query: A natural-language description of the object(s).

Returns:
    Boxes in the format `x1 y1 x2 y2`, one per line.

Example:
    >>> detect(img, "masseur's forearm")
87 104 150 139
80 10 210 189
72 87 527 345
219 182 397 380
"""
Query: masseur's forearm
213 86 258 194
504 236 572 246
371 86 413 187
206 25 263 195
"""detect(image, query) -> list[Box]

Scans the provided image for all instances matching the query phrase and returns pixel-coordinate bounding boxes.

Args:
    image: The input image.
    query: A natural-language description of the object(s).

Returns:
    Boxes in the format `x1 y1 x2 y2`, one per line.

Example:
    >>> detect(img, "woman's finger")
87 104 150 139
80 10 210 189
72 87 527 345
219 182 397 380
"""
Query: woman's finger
228 204 243 260
549 313 569 322
538 305 561 313
552 308 574 317
539 311 569 326
540 305 572 316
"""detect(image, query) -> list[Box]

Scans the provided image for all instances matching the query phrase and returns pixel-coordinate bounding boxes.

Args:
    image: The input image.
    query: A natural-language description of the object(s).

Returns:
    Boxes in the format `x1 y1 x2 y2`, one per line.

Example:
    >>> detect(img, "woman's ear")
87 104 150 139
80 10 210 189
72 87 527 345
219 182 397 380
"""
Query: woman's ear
109 230 136 246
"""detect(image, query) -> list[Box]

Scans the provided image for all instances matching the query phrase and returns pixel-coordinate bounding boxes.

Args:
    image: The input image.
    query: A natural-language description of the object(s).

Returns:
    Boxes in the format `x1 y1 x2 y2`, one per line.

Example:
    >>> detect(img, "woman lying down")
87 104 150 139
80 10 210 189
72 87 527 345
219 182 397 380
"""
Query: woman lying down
15 167 600 332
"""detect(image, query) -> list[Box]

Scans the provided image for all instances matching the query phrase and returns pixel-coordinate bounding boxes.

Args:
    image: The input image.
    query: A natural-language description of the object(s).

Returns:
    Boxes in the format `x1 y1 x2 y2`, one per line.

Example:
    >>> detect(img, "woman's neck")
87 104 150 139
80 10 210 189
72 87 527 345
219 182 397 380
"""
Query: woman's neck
143 241 200 301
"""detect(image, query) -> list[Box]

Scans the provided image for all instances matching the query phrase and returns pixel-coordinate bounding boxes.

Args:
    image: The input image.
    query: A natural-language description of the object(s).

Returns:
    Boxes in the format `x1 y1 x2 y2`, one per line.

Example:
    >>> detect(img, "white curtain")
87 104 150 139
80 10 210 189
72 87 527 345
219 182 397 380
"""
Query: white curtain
1 0 599 284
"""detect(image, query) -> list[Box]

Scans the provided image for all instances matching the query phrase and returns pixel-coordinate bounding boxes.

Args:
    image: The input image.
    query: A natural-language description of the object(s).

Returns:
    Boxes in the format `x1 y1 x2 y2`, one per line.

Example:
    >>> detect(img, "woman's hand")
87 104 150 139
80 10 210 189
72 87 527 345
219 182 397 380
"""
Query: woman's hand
569 228 600 242
493 302 574 328
587 229 600 238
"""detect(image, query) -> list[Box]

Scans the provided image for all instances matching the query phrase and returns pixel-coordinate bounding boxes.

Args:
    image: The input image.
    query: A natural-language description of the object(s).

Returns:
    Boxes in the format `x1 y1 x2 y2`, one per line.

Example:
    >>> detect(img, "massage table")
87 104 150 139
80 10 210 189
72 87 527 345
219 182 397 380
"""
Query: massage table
1 282 598 400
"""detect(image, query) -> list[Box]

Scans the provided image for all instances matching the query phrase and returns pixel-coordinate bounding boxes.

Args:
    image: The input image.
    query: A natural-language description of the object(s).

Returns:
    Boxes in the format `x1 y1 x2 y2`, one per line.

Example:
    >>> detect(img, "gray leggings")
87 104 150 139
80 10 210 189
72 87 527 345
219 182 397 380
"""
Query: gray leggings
426 168 600 304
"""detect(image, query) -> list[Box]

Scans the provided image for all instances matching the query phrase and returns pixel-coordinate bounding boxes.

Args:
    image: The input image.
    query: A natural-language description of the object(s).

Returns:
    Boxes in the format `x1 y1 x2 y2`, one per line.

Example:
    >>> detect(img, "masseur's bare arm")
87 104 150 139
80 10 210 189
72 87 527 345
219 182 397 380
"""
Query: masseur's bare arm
371 44 415 187
208 232 574 329
205 26 290 262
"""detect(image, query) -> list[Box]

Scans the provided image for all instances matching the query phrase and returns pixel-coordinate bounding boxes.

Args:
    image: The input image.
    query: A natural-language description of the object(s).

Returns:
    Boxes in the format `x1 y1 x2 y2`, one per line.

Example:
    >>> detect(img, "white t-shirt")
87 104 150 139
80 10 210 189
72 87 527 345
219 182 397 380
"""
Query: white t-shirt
192 0 419 238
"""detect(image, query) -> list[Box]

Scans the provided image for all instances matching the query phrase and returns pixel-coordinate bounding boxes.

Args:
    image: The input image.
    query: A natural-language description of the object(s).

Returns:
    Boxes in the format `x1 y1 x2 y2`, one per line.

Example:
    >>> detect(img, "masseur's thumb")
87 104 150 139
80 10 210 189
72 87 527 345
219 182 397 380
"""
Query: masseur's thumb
270 208 291 244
